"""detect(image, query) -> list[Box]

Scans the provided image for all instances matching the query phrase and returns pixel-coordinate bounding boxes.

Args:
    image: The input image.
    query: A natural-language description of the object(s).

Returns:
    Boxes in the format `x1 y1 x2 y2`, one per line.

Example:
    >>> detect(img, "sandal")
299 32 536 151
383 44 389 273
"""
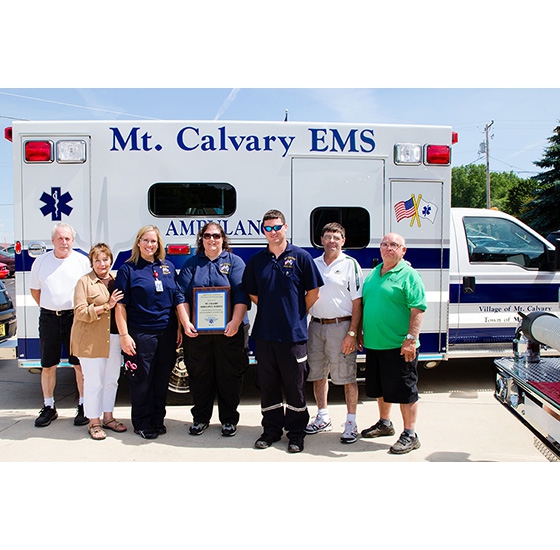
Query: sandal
103 418 127 432
88 424 106 440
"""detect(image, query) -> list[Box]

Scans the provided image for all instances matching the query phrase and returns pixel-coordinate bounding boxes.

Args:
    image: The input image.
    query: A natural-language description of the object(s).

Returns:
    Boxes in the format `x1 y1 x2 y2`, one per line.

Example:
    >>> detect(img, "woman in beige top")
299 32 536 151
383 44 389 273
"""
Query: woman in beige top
70 243 125 440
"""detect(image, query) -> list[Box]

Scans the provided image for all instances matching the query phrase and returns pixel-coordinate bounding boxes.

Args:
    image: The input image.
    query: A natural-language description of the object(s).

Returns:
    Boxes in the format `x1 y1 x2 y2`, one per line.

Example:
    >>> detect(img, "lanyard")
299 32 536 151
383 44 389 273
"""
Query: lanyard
153 266 164 293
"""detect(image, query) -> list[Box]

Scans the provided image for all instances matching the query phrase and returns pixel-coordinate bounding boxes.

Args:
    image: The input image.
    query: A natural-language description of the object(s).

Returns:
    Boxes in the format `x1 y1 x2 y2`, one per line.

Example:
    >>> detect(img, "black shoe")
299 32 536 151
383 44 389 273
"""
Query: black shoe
288 439 304 453
153 425 167 435
189 422 209 435
134 429 158 439
74 404 89 426
35 405 58 427
389 432 421 454
221 423 237 437
361 420 395 438
254 434 281 449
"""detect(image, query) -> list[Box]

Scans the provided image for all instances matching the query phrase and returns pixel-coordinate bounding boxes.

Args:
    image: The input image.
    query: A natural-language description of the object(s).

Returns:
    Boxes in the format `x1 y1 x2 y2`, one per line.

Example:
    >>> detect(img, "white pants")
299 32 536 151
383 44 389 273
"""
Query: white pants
80 334 122 419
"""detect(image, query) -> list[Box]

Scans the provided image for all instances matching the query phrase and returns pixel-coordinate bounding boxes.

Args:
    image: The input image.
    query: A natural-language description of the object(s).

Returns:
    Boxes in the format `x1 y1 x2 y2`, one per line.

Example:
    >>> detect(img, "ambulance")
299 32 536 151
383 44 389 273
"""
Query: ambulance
3 120 560 401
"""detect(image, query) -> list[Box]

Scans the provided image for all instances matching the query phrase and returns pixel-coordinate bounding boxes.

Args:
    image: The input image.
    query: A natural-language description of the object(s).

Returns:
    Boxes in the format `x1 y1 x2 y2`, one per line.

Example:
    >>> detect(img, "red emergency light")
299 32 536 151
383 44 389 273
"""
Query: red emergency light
166 244 191 255
425 144 451 165
24 140 53 163
4 127 12 142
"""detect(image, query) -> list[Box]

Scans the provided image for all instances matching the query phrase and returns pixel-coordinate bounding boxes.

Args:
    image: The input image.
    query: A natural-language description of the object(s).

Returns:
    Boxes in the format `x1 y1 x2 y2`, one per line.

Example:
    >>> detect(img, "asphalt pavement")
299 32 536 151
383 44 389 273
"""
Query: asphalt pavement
0 355 548 462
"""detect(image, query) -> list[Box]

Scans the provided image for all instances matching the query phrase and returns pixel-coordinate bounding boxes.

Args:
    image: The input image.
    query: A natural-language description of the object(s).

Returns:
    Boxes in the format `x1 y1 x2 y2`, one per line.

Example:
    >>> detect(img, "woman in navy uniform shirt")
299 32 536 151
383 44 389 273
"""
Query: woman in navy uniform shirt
177 222 250 437
115 225 187 439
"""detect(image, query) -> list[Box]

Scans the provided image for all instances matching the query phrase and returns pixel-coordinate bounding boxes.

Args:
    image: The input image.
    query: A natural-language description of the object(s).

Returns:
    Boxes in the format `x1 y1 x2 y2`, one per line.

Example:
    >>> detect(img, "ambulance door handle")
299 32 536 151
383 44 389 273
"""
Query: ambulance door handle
462 276 476 294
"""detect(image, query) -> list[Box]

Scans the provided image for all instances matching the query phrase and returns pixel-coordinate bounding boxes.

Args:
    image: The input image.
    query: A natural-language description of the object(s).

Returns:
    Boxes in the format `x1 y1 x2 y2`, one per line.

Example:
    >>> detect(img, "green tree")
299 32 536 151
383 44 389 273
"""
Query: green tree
503 176 539 219
520 123 560 236
451 164 486 208
451 165 530 212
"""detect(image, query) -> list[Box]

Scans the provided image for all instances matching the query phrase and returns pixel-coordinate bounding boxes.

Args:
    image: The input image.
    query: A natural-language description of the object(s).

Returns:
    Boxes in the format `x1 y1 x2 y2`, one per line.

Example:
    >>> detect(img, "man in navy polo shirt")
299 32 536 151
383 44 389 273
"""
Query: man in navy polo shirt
242 209 323 453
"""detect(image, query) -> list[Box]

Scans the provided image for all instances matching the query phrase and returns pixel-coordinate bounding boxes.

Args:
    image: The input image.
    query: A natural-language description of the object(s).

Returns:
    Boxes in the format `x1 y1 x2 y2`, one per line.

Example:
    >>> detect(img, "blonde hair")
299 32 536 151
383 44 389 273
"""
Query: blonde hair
128 225 166 264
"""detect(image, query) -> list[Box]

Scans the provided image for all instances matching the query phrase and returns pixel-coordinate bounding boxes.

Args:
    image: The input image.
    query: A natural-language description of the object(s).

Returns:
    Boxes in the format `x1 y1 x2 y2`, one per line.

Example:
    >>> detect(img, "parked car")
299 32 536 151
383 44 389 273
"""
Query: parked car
0 279 17 343
0 246 15 277
0 263 9 279
546 230 560 247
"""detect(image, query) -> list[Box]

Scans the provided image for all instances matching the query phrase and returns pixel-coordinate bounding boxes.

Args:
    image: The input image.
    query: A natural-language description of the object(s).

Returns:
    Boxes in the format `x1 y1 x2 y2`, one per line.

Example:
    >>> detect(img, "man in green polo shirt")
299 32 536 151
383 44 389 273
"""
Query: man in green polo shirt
360 232 426 454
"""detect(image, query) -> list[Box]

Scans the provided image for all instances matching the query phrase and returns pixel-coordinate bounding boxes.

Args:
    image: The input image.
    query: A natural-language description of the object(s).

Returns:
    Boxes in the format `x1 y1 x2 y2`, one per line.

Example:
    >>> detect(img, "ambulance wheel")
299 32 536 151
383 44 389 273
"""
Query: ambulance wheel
166 348 193 406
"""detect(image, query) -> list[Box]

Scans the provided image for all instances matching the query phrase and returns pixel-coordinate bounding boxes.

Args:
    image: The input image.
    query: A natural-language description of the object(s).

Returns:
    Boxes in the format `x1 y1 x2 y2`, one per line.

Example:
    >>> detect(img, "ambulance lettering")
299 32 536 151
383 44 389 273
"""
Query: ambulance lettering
176 126 295 157
309 128 375 153
166 219 263 237
110 127 163 151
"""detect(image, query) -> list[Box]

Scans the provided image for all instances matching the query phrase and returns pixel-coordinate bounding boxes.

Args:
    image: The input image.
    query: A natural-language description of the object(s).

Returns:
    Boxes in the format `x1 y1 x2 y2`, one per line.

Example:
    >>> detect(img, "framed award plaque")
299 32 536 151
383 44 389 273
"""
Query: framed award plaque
192 286 230 334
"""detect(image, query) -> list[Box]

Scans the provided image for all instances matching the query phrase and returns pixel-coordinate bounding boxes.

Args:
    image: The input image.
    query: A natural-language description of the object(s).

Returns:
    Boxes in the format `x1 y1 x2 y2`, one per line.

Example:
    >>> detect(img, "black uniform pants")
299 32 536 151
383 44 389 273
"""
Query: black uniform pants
254 339 309 441
126 321 177 431
184 325 249 425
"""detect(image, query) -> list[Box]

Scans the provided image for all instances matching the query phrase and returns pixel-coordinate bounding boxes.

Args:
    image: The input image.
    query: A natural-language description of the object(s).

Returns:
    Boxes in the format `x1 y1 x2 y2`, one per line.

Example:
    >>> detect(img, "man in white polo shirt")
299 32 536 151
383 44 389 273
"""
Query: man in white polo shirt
306 222 363 444
30 222 91 427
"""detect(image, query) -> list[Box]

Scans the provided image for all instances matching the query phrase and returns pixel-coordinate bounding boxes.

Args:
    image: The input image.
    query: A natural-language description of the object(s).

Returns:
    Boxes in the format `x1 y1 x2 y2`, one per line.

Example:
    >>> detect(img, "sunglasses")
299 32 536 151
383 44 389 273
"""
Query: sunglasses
203 233 222 240
263 224 284 233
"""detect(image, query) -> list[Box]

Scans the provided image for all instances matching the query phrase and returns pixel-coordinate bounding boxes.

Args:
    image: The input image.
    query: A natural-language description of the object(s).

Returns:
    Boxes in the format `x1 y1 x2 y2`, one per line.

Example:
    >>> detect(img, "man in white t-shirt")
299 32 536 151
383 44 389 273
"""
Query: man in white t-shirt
306 222 363 444
29 223 91 427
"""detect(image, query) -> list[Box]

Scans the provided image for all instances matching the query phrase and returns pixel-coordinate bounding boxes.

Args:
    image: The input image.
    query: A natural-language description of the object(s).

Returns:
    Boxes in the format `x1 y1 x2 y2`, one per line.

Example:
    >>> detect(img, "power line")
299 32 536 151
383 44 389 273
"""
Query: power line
0 114 28 121
0 91 158 120
489 154 540 174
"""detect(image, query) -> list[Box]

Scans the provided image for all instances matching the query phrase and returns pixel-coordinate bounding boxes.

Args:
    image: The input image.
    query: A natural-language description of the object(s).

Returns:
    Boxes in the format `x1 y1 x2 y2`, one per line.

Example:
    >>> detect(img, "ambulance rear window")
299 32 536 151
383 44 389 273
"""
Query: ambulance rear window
311 207 370 249
148 183 236 217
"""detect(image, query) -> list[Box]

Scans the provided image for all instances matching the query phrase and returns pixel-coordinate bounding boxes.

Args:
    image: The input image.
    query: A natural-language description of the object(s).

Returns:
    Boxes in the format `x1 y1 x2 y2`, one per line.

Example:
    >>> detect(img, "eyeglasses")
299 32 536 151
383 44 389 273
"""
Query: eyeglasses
140 239 158 245
203 233 222 240
380 241 404 250
323 234 342 241
263 224 284 233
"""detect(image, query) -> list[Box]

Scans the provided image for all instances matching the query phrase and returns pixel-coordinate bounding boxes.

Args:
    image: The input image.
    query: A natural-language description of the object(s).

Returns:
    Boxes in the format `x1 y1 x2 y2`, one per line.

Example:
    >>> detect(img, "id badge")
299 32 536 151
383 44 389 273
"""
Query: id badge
155 279 164 293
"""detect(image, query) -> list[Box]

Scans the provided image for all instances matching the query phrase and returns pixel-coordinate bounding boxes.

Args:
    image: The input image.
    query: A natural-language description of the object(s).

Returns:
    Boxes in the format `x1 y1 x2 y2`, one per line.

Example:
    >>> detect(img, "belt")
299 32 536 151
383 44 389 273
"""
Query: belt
311 316 352 325
41 308 74 317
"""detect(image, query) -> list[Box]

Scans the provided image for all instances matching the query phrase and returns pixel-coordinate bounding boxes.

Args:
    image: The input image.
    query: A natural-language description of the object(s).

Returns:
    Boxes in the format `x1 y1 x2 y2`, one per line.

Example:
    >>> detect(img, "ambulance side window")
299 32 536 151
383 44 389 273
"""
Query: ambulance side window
464 216 547 268
311 207 370 249
148 183 236 217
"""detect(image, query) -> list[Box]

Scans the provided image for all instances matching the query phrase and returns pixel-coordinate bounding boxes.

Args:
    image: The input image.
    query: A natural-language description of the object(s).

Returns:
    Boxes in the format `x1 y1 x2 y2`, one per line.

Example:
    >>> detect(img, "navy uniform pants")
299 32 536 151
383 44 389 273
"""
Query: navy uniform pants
184 324 249 426
254 339 309 441
126 321 177 431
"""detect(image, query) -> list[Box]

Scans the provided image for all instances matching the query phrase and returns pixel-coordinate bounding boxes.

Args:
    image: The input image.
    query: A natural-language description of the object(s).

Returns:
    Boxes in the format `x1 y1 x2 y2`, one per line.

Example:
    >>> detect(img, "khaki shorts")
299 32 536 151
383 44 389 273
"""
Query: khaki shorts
307 320 357 385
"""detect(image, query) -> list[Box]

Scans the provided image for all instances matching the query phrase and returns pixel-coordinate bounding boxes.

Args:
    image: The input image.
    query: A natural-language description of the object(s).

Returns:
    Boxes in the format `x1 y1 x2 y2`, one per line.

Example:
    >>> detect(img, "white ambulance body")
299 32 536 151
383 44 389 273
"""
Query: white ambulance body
3 120 560 378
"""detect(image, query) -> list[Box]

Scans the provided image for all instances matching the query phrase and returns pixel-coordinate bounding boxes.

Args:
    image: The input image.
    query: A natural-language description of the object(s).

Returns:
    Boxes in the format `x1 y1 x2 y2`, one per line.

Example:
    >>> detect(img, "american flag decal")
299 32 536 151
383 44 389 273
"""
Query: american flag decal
394 197 416 222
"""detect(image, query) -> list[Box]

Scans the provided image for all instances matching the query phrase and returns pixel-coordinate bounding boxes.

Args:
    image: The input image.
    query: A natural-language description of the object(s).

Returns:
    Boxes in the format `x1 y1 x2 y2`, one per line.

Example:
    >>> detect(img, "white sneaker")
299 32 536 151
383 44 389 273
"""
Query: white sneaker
305 416 333 434
340 421 358 444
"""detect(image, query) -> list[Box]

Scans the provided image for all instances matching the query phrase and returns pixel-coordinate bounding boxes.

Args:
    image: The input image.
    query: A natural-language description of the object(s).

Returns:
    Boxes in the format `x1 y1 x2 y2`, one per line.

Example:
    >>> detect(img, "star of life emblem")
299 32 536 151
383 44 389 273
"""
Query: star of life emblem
39 187 73 221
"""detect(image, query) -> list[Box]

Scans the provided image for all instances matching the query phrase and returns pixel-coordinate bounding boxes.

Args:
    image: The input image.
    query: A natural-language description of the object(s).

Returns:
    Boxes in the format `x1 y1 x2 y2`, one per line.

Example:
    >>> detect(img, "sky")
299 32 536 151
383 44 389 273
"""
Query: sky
1 87 559 245
1 2 559 246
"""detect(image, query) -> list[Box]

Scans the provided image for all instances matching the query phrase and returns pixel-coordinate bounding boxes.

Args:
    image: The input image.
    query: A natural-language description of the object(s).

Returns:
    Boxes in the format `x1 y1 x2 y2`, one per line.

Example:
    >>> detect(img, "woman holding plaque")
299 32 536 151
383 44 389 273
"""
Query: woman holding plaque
115 225 187 440
177 222 250 437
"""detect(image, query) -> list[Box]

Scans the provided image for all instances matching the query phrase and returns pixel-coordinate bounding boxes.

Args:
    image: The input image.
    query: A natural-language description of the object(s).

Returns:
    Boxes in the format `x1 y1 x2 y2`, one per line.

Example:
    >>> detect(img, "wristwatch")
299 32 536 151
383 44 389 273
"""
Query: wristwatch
347 331 357 337
405 333 416 342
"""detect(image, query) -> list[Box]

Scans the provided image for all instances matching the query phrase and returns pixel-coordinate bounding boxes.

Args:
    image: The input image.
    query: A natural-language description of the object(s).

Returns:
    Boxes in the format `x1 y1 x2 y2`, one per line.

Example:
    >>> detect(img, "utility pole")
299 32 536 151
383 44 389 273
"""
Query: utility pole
484 120 494 208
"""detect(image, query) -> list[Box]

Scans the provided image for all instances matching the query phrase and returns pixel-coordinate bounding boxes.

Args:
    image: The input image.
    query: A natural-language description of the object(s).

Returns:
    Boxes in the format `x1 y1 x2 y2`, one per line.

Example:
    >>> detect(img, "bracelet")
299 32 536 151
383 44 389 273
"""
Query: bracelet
103 303 110 312
119 333 128 337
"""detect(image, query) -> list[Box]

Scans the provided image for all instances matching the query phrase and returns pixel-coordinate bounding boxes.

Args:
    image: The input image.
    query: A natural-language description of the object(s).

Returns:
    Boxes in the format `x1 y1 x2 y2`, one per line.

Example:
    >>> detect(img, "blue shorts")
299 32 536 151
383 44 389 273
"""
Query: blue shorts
365 347 418 404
